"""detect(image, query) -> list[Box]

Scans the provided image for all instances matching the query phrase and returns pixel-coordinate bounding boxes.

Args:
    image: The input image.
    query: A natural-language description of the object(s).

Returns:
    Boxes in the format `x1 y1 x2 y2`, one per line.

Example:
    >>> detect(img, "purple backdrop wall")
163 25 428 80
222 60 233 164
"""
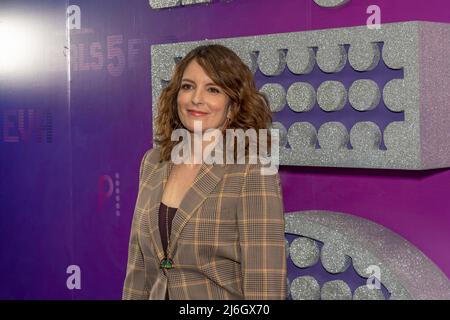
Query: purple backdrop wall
0 0 449 299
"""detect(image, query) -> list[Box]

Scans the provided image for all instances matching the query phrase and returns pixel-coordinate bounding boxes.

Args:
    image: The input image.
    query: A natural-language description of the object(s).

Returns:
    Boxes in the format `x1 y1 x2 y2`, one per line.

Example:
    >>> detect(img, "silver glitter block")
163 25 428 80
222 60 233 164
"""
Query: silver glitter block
287 82 316 112
316 45 347 73
313 0 351 8
349 79 380 111
321 280 352 300
290 276 321 300
260 83 286 112
289 237 320 268
317 81 347 111
151 22 450 169
353 285 385 300
348 42 380 72
285 238 290 259
271 122 288 148
285 211 450 300
149 0 210 9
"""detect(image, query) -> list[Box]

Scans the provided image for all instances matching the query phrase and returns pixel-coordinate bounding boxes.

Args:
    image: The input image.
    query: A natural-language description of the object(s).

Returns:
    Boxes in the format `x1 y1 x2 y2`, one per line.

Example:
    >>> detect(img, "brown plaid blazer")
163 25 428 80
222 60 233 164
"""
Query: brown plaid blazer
122 147 287 300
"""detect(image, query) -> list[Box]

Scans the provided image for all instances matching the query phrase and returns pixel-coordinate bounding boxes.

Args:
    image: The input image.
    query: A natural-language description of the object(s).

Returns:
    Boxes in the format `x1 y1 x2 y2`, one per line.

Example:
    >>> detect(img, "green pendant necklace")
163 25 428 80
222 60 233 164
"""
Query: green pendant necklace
160 204 173 270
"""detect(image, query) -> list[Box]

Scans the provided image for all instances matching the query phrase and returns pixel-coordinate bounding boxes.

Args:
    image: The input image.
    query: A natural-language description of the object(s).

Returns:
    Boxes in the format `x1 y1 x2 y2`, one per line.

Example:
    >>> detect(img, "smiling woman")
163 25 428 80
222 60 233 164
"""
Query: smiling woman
154 44 274 163
177 59 231 134
122 44 286 300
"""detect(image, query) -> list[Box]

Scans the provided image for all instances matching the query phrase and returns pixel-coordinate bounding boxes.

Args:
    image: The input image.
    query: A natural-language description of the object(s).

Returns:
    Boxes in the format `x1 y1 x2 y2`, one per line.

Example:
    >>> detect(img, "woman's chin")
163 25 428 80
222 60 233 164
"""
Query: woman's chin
183 121 214 132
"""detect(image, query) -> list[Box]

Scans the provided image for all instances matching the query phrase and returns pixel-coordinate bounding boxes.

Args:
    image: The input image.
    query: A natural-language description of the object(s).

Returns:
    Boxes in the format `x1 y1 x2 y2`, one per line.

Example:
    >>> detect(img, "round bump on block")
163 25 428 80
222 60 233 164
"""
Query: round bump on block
316 45 347 73
382 40 406 70
320 243 351 274
321 280 352 300
287 122 317 151
350 121 382 151
158 57 178 81
313 0 350 8
271 122 288 148
383 79 409 112
317 81 347 111
290 237 320 268
259 83 286 112
317 122 349 151
236 49 259 74
348 42 380 72
383 121 405 151
290 276 321 300
287 82 316 112
257 49 287 76
353 285 385 300
349 79 380 111
286 47 315 75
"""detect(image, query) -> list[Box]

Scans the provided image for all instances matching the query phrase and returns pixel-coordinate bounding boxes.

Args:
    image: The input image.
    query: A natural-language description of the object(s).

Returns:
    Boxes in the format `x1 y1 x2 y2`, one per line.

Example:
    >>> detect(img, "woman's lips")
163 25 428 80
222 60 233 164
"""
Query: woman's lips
187 110 209 117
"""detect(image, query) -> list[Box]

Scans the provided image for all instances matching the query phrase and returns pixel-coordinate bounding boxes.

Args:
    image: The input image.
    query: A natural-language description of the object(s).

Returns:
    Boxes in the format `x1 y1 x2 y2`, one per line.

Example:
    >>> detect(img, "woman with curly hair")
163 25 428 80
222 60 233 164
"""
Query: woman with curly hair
122 44 286 300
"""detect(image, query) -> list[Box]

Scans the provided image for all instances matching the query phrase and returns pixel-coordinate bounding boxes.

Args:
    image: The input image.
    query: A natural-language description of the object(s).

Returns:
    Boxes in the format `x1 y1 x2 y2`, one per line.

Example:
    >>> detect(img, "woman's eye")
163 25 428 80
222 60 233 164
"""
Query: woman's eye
181 84 219 93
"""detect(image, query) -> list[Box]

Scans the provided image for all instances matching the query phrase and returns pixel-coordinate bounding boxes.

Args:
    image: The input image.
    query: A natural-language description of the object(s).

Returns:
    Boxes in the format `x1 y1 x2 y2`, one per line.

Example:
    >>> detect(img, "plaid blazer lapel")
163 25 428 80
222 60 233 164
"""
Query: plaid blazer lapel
166 161 227 259
146 160 167 264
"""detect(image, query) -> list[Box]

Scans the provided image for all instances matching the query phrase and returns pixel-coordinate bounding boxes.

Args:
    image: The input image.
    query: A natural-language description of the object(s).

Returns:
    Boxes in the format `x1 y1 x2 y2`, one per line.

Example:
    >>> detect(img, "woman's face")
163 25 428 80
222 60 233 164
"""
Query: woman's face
177 59 230 133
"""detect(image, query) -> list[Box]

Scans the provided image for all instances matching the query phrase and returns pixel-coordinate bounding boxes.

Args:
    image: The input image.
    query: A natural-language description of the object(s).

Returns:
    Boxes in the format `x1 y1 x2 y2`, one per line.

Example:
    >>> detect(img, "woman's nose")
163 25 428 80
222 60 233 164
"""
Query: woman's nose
191 88 205 105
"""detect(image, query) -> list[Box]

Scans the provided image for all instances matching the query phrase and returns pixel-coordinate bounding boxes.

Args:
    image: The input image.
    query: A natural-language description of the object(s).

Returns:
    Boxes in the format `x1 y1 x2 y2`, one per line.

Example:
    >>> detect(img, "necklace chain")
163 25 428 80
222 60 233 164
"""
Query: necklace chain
160 203 173 270
166 204 169 255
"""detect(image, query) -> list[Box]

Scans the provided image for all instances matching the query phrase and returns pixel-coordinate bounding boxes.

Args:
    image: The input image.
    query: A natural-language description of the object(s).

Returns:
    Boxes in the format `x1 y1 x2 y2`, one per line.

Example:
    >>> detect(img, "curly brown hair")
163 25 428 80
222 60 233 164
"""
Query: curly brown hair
154 44 273 163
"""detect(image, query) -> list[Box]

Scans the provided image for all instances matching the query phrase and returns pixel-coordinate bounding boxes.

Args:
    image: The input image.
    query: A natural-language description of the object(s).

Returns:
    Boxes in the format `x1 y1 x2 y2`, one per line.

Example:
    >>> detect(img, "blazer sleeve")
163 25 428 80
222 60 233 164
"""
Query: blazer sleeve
237 164 287 300
122 148 153 300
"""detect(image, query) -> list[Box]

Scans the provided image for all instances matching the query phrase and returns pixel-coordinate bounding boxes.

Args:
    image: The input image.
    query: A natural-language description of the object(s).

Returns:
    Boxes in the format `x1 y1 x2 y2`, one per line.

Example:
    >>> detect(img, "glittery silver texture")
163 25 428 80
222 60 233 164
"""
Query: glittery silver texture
287 82 316 112
348 42 380 72
151 22 450 169
149 0 178 9
382 79 410 112
259 83 286 112
234 48 259 74
316 45 347 73
149 0 210 9
151 0 351 10
156 55 178 82
271 122 288 148
317 81 347 111
285 239 290 259
382 35 409 70
286 277 291 299
320 242 351 274
419 22 450 168
317 122 349 151
287 122 317 152
289 237 320 268
285 211 450 300
257 49 286 76
353 286 385 300
286 47 315 75
349 79 380 111
290 276 321 300
182 0 210 4
350 122 382 151
321 280 353 300
313 0 350 7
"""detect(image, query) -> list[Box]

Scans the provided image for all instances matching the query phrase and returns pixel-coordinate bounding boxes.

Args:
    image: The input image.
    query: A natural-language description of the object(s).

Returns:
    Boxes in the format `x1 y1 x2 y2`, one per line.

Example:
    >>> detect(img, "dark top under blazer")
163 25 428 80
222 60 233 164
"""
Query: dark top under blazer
158 202 177 254
122 147 287 300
